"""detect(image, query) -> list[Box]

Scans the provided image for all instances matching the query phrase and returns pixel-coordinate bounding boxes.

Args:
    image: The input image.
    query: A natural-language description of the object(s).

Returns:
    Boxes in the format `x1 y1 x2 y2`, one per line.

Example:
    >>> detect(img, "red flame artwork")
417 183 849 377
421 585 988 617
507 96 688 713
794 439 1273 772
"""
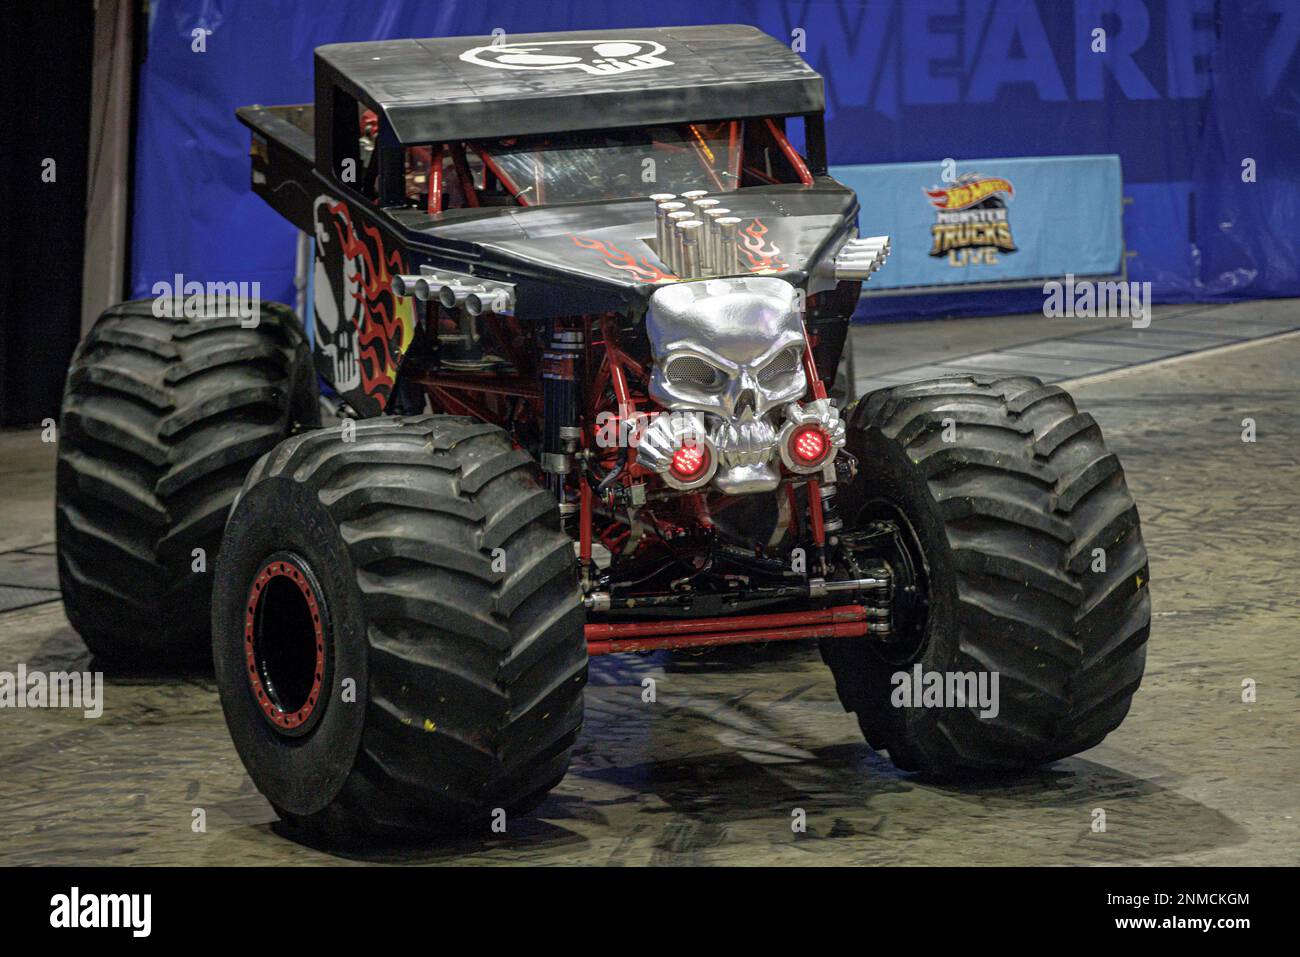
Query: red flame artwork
571 235 678 283
739 219 788 272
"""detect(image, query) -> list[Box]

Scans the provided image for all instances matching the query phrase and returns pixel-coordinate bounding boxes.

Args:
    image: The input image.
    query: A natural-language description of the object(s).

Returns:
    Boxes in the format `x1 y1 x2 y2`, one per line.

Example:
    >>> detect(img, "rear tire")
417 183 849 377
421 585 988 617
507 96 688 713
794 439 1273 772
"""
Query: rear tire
820 374 1150 775
56 299 318 665
211 415 587 841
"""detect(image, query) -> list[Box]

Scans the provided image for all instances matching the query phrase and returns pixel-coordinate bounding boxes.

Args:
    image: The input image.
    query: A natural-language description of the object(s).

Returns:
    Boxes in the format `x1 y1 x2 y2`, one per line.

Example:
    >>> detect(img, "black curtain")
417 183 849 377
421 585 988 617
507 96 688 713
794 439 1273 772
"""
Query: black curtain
0 1 96 425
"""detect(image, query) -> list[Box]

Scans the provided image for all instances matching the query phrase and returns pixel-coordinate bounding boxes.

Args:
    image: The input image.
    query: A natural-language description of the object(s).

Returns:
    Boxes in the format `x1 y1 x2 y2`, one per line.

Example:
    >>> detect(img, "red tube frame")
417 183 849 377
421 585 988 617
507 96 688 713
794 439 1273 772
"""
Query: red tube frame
470 144 532 206
448 144 481 208
587 605 869 655
415 300 847 656
764 117 814 187
801 335 828 547
426 144 443 215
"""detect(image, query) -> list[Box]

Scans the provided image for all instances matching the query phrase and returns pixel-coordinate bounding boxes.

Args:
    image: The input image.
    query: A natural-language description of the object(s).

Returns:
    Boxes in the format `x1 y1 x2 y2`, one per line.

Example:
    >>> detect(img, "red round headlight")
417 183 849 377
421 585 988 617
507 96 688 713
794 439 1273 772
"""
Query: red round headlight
670 443 710 482
789 425 830 467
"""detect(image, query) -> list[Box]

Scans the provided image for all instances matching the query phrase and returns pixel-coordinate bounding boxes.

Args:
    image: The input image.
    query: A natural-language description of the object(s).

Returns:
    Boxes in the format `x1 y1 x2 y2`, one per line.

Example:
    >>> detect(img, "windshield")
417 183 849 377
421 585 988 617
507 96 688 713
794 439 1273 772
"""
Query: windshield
479 121 743 205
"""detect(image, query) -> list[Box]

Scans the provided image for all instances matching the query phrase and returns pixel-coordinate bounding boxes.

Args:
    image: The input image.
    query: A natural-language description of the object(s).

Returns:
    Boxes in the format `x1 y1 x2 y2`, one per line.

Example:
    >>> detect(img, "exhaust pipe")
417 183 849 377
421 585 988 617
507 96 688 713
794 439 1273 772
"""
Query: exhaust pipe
675 219 705 278
666 210 696 275
465 282 516 316
391 274 423 298
714 217 742 275
691 199 720 273
702 208 731 276
438 282 487 309
394 266 516 312
834 235 891 282
656 201 686 270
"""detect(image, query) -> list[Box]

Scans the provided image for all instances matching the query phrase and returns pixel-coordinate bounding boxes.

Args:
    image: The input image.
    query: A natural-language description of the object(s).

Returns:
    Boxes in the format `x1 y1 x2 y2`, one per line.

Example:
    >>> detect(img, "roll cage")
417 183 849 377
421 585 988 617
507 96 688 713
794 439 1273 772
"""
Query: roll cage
354 109 815 214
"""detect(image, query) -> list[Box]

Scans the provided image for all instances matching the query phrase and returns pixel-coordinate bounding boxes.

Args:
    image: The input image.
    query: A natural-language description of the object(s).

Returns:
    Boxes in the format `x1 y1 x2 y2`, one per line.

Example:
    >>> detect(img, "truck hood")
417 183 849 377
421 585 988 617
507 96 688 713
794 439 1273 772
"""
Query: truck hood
403 180 860 314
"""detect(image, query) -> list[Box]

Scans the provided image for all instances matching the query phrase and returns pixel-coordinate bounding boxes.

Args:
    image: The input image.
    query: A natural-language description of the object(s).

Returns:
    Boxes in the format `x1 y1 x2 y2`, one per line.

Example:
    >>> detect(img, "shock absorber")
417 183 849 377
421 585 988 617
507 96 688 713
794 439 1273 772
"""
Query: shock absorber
823 452 857 560
540 320 584 497
820 480 843 537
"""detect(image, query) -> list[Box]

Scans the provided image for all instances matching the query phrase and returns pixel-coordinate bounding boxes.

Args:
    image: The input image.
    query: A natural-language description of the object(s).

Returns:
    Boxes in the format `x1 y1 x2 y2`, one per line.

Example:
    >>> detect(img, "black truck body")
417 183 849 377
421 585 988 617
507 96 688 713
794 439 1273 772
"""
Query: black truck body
236 25 862 416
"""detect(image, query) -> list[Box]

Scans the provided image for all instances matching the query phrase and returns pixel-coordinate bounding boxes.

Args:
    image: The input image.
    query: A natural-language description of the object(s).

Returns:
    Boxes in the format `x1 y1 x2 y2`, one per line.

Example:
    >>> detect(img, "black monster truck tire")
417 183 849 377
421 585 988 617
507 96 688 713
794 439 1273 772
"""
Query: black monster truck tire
56 299 318 664
820 375 1150 775
211 416 587 840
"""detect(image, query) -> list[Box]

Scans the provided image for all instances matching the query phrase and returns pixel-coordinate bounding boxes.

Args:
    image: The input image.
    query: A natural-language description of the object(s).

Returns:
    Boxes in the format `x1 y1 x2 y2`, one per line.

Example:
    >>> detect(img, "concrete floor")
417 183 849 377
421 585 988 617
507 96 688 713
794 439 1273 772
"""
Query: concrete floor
846 298 1300 394
2 303 1298 865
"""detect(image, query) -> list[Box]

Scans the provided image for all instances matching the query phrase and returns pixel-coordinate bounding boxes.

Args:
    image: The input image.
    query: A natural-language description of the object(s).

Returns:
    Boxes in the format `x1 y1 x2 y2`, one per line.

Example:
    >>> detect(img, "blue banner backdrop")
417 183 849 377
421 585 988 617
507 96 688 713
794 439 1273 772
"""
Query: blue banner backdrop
130 0 1300 319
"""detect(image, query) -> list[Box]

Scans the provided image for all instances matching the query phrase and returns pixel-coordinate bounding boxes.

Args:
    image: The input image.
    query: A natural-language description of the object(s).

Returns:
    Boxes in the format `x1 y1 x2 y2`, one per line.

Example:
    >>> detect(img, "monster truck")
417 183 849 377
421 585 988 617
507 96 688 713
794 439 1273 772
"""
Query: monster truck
56 25 1150 839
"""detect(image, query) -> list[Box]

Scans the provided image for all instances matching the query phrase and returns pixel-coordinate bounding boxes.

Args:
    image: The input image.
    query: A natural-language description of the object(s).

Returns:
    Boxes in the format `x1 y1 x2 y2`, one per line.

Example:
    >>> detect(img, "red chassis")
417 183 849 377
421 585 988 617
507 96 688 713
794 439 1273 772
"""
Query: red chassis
406 308 840 656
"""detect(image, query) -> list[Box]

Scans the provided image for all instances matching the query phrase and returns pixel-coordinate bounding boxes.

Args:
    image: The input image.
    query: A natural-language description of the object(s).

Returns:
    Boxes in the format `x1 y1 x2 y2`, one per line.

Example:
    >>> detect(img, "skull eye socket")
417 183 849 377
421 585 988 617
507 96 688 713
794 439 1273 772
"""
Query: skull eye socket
666 356 726 393
758 348 801 386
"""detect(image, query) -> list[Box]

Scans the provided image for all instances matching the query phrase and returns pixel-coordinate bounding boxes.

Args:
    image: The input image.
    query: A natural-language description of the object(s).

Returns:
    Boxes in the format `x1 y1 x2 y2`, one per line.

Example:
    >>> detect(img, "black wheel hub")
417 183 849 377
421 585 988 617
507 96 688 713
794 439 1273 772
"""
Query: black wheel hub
838 503 931 661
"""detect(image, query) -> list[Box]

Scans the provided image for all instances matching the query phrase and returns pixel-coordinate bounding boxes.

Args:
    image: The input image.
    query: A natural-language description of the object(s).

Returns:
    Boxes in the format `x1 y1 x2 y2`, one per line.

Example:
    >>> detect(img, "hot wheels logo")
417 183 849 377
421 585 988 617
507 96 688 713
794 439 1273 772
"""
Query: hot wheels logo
926 173 1018 264
925 176 1014 211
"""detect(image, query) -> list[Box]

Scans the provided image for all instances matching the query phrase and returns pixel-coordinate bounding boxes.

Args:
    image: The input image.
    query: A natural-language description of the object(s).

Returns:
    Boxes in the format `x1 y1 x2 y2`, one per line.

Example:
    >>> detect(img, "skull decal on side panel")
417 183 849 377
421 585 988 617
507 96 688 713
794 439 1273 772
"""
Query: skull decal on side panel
313 195 362 394
311 195 416 416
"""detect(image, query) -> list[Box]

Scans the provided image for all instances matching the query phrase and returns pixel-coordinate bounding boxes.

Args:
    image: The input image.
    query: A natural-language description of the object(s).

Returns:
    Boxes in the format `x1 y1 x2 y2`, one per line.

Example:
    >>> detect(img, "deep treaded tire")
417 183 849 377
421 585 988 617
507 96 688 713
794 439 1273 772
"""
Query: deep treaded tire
56 299 317 664
821 374 1150 775
212 416 587 840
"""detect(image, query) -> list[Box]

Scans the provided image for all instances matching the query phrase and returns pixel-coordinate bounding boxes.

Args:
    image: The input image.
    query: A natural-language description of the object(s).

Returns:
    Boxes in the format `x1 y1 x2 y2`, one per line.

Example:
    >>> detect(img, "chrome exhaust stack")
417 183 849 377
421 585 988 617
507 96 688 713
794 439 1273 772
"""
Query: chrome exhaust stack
690 198 720 273
714 217 742 276
650 189 755 280
656 201 686 271
675 220 705 278
391 271 450 302
834 235 891 281
465 281 516 316
391 274 424 299
649 193 677 259
702 208 732 277
390 266 514 314
666 210 695 275
416 265 454 301
437 281 487 309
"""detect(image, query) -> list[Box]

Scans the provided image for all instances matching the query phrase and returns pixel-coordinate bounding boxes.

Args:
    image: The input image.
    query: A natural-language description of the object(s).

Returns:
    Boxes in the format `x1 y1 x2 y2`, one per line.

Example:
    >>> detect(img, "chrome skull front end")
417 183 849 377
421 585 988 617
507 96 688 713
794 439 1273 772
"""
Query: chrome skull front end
639 277 843 493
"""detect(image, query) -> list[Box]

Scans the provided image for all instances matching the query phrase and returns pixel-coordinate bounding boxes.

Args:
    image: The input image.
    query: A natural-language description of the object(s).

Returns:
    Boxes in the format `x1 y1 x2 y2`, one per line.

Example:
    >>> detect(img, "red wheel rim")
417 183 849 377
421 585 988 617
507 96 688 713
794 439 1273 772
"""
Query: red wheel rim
243 555 326 734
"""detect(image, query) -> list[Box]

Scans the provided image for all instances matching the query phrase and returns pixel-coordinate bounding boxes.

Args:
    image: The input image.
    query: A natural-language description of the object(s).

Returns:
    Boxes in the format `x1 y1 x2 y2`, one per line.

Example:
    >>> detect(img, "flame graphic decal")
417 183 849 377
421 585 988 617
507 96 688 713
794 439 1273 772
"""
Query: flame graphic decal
326 201 414 401
739 219 788 272
571 235 677 283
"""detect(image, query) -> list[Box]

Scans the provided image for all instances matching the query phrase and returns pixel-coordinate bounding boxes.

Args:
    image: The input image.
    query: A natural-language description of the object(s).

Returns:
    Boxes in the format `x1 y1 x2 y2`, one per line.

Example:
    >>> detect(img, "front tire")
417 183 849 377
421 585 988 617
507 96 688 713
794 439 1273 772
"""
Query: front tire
211 416 587 841
820 375 1150 775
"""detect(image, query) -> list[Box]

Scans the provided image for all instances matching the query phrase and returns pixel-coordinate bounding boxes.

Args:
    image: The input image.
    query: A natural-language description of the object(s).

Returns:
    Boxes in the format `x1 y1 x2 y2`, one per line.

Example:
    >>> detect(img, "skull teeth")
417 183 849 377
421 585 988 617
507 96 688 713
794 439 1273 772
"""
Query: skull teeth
711 417 778 468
